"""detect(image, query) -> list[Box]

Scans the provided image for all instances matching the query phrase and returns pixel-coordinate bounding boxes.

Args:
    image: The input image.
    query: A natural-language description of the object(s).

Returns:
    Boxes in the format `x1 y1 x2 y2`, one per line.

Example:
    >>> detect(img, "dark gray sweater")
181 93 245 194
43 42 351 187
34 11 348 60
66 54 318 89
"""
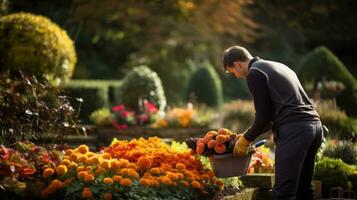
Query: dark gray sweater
244 57 320 141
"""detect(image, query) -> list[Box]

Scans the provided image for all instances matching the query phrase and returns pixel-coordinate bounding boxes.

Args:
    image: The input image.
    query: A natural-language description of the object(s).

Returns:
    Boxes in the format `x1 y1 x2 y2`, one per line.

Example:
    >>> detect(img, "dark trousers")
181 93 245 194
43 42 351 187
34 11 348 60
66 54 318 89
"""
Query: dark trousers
272 120 323 200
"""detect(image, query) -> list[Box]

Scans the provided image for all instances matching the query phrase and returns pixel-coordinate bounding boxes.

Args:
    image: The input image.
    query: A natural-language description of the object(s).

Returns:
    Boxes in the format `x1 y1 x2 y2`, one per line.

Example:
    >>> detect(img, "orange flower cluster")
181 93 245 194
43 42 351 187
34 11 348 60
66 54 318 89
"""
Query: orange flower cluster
41 138 223 198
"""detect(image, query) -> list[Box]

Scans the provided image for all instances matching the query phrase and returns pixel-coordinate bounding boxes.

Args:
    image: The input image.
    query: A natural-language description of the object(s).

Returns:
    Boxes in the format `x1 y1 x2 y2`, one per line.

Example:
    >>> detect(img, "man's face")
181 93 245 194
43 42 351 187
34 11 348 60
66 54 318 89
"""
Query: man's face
226 61 243 78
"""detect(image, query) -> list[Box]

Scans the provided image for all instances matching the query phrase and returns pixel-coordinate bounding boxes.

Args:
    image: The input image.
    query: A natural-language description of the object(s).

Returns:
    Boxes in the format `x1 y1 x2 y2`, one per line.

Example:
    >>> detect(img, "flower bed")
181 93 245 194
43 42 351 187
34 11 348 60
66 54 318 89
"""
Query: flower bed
1 138 225 199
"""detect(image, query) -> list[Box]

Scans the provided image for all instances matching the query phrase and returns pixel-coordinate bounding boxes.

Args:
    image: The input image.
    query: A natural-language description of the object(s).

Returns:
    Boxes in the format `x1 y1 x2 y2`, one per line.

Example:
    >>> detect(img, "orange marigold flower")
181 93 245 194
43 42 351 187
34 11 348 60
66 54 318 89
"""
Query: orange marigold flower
201 174 210 180
85 166 93 171
175 163 186 170
166 172 178 180
76 166 86 172
102 153 112 159
128 169 139 179
78 144 89 154
191 181 202 189
118 159 130 168
103 193 112 200
86 152 95 158
42 168 54 179
96 167 106 175
176 173 184 179
77 171 87 179
63 178 72 185
161 164 171 171
68 162 78 169
127 163 138 170
100 160 111 169
56 165 67 175
50 179 63 189
120 178 133 186
69 153 79 162
82 188 92 199
112 175 122 183
61 159 71 166
84 174 95 182
137 157 152 170
78 155 87 163
110 160 119 169
149 167 161 175
103 177 113 184
139 178 152 186
160 176 172 185
65 149 74 156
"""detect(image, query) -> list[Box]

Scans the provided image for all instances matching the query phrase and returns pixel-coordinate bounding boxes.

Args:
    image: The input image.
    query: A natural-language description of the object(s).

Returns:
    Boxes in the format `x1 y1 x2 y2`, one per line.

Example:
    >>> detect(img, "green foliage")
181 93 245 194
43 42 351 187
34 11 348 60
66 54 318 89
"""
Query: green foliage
348 173 357 197
323 140 357 165
89 108 113 127
298 46 357 116
314 157 354 197
186 63 223 107
317 101 357 141
0 71 83 145
0 12 76 85
63 80 110 124
120 65 166 111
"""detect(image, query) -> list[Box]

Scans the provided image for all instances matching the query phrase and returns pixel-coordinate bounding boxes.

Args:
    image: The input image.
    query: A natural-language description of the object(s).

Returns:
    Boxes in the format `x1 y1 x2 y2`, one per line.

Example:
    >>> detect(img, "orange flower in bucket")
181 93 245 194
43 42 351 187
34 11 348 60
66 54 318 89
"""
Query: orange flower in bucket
82 187 92 199
43 168 54 178
56 165 67 175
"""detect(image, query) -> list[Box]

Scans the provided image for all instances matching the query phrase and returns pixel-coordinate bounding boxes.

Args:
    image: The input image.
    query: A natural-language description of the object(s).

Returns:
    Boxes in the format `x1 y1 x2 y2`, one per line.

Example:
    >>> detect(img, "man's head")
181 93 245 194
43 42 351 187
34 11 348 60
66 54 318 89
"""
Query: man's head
222 46 253 78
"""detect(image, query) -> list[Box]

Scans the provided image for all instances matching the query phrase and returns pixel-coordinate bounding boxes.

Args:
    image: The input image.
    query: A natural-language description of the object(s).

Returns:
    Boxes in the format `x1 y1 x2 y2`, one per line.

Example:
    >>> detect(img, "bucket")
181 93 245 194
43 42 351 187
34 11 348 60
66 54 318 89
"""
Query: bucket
209 139 266 178
209 152 253 178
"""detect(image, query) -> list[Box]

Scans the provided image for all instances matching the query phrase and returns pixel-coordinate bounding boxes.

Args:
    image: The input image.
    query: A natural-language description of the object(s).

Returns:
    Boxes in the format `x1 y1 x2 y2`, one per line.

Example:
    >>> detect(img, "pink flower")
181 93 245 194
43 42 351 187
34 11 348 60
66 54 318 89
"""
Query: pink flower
112 105 125 112
121 111 130 118
145 101 158 113
137 114 149 123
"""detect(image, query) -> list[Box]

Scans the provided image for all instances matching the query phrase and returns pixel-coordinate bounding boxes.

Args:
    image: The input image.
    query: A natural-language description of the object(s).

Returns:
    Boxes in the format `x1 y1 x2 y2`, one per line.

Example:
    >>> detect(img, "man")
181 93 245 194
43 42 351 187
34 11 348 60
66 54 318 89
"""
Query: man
223 46 323 200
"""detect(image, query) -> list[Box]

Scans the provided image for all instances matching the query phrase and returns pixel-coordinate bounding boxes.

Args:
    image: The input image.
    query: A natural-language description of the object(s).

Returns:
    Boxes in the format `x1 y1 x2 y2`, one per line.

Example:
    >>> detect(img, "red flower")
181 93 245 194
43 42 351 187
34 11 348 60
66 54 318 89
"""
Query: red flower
137 114 149 123
112 121 129 130
112 105 125 112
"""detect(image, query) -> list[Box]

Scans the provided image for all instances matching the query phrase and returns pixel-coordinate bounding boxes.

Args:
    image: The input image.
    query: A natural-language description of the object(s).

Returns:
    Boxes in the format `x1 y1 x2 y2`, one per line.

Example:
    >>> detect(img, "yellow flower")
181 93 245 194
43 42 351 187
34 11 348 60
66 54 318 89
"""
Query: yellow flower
42 168 54 179
76 166 86 172
78 144 89 154
56 165 67 175
103 177 113 184
78 155 87 163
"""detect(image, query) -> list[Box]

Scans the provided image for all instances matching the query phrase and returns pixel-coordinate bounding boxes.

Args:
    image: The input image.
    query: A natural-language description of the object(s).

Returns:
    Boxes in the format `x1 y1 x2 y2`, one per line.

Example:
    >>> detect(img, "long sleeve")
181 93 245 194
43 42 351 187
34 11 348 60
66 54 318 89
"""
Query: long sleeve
244 69 274 141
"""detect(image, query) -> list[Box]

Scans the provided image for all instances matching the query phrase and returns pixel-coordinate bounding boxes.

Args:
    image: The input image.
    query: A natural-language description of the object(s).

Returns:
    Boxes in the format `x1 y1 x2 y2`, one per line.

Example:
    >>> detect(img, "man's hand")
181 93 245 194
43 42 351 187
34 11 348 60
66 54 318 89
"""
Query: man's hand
233 134 251 157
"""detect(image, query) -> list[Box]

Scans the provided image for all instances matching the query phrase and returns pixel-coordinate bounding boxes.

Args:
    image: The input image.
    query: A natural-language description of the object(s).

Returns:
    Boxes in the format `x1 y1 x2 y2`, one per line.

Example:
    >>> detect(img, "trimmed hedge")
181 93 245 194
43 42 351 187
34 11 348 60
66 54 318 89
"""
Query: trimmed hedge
63 80 121 123
186 63 223 107
0 12 76 85
120 65 166 111
298 46 357 116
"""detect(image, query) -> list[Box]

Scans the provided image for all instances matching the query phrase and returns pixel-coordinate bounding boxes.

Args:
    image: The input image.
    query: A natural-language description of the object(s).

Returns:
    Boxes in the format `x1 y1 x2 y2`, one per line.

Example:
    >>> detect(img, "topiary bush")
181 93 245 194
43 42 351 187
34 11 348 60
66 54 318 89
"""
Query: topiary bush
314 157 354 198
297 46 357 116
185 62 223 107
323 140 357 165
119 65 166 112
0 12 77 85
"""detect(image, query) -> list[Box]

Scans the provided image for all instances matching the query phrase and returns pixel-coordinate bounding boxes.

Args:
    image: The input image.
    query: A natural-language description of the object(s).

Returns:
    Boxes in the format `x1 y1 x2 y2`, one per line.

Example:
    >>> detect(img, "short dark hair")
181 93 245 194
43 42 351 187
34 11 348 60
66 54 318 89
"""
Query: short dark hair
222 46 251 70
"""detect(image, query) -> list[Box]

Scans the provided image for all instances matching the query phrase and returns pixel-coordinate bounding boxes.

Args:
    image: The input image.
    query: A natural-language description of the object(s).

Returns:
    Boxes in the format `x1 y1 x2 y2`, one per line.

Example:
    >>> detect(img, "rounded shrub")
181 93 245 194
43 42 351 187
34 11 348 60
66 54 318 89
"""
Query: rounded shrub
323 140 357 165
314 157 354 198
0 12 77 85
119 65 166 111
186 63 223 107
297 46 357 116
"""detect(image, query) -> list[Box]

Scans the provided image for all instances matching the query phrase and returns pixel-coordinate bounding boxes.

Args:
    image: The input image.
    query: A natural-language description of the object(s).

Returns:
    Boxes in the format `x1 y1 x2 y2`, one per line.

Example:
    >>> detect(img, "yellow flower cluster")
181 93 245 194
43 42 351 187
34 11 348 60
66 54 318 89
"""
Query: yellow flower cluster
41 138 223 198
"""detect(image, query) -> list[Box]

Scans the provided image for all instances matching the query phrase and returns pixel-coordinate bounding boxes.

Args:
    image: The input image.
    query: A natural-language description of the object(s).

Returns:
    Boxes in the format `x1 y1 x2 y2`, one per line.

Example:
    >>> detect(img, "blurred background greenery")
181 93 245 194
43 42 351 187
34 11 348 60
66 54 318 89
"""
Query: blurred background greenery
2 0 356 104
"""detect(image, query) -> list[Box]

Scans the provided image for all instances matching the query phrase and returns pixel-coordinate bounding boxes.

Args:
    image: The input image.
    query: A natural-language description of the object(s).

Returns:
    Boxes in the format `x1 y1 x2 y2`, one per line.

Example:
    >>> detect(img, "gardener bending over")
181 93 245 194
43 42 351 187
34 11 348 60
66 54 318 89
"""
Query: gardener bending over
223 46 323 200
